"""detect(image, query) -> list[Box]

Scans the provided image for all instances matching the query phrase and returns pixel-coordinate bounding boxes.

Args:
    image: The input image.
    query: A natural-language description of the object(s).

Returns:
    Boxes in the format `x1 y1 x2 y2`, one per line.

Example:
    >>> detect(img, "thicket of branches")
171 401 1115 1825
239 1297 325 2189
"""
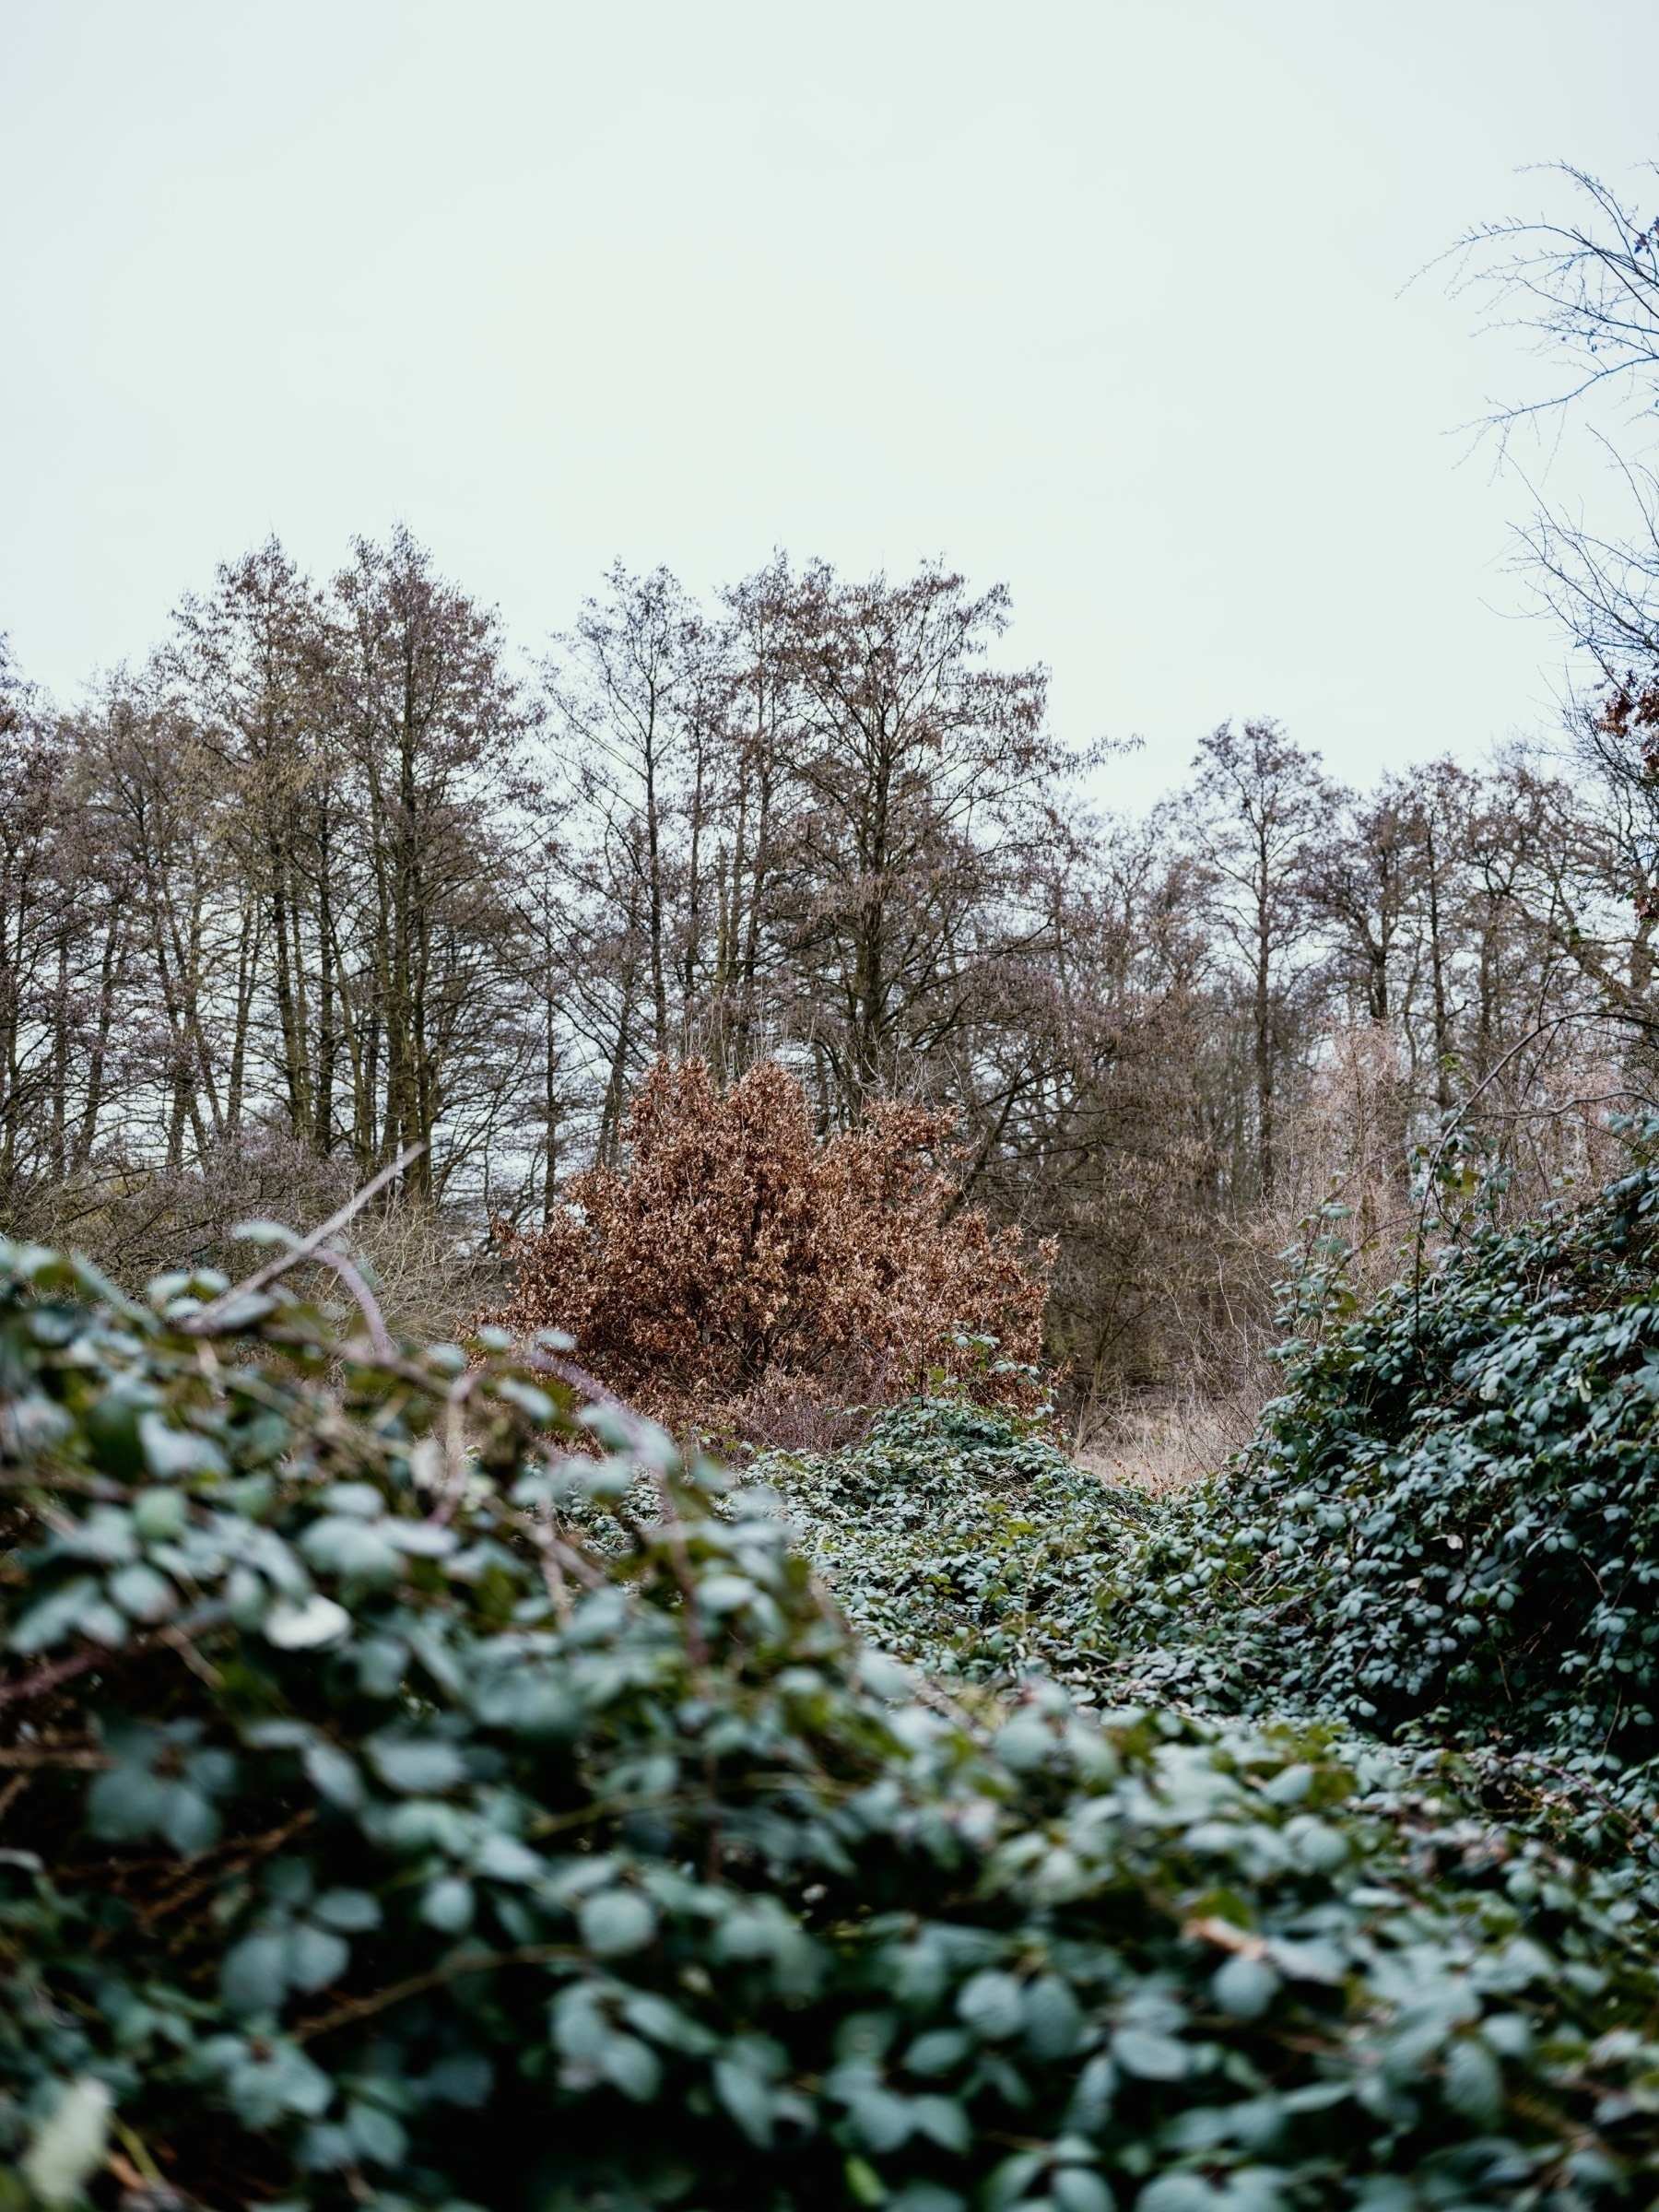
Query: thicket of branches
4 491 1657 1431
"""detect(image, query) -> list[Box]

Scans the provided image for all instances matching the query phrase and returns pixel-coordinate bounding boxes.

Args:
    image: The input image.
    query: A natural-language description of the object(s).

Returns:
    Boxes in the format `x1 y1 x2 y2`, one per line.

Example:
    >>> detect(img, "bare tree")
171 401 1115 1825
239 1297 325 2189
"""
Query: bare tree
6 519 1638 1406
166 541 336 1151
0 647 90 1200
1451 165 1659 453
544 565 713 1153
771 559 1062 1117
331 527 538 1195
1186 721 1333 1201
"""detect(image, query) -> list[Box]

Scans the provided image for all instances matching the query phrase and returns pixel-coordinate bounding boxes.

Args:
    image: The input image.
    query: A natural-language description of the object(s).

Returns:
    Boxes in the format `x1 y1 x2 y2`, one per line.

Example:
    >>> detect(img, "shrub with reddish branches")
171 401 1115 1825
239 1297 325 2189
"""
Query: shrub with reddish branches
491 1059 1053 1442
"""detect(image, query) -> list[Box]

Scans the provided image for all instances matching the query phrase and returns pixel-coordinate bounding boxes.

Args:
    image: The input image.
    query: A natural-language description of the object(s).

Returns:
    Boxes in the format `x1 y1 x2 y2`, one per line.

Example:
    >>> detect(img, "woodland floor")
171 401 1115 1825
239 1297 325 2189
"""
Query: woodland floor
1070 1385 1260 1497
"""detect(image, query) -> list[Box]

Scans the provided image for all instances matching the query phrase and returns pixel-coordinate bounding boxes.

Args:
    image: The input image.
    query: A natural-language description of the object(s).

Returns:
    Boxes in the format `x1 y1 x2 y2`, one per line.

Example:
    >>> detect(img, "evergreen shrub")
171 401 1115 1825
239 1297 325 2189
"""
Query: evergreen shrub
748 1393 1140 1688
1101 1145 1659 1770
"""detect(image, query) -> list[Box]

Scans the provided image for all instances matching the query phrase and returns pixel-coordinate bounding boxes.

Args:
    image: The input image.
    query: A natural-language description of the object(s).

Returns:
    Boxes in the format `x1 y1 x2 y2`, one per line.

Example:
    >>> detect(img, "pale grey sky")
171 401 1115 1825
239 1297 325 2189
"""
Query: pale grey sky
4 2 1658 806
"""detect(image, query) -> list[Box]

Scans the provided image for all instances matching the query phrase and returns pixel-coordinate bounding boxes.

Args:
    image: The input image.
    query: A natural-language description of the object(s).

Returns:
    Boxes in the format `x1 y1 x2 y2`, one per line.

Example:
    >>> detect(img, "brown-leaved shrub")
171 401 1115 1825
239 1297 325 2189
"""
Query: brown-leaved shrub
490 1058 1052 1441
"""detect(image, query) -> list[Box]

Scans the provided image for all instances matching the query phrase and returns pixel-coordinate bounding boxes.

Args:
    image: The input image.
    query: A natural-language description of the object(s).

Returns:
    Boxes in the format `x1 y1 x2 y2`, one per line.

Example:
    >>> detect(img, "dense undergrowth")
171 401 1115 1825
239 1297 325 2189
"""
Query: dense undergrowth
747 1395 1142 1690
1097 1147 1659 1778
7 1147 1659 2206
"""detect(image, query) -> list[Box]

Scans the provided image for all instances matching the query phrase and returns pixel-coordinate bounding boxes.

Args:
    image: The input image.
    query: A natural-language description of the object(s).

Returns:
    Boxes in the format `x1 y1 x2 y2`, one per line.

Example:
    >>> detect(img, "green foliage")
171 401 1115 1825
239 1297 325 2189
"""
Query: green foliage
1100 1145 1659 1771
6 1242 1659 2207
751 1395 1142 1688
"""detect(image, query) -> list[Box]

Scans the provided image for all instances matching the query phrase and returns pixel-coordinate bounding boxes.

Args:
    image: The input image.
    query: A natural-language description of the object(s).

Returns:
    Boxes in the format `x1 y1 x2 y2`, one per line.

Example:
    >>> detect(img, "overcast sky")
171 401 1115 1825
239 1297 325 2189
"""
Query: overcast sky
5 2 1659 807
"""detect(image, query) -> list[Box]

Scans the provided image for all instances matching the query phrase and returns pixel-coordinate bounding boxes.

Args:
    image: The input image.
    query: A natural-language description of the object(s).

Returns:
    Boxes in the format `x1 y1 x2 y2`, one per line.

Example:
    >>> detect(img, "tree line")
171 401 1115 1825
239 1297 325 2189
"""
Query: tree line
1 518 1653 1418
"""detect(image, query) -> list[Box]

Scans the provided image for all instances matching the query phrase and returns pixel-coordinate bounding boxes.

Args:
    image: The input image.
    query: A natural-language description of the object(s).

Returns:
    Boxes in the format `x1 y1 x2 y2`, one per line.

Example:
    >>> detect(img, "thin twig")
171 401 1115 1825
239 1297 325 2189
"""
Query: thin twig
1409 1018 1576 1335
159 1623 225 1691
528 1349 625 1409
0 1747 112 1769
426 1367 484 1526
312 1244 396 1364
0 1645 112 1710
292 1941 581 2043
183 1144 426 1335
0 1470 128 1499
909 1674 994 1746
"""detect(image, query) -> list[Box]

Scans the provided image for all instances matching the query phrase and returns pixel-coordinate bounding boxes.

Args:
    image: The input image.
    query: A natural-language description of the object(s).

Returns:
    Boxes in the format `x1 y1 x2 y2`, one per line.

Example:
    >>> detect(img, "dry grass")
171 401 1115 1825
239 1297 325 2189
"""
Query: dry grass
1067 1029 1635 1505
330 1201 505 1347
8 1134 503 1350
1072 1385 1261 1499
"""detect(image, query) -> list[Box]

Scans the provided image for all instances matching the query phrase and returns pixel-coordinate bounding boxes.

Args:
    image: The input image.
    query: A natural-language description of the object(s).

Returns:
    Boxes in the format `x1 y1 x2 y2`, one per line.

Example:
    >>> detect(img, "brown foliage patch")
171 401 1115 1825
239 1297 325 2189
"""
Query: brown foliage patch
489 1059 1052 1442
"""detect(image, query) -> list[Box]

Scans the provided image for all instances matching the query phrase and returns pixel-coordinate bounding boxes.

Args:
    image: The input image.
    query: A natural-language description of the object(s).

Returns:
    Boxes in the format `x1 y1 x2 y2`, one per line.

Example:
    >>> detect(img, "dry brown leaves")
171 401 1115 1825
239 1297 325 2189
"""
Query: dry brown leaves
489 1059 1051 1443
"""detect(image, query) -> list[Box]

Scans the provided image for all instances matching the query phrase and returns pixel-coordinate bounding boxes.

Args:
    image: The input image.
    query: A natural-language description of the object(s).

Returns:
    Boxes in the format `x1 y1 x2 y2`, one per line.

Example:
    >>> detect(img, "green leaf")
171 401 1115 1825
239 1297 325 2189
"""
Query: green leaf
108 1561 178 1623
227 2041 334 2126
312 1888 382 1932
286 1923 349 1993
1112 2027 1189 2080
88 1762 168 1842
347 2100 408 2167
222 1932 291 2017
1053 2170 1112 2212
1137 2180 1226 2212
473 1831 543 1884
421 1878 476 1935
713 2058 775 2147
1443 2035 1503 2126
132 1488 189 1542
159 1783 220 1856
957 1970 1025 2041
844 2155 887 2206
904 2030 971 2077
911 2094 970 2154
849 2087 912 2152
320 1483 385 1518
620 1991 715 2056
1023 1975 1084 2057
889 2187 966 2212
698 1574 756 1615
138 1412 229 1479
579 1888 657 1958
21 2077 112 2206
1212 1955 1279 2020
553 1988 610 2064
302 1740 367 1809
300 1516 403 1584
11 1579 106 1654
368 1736 468 1794
599 2033 662 2103
264 1594 352 1650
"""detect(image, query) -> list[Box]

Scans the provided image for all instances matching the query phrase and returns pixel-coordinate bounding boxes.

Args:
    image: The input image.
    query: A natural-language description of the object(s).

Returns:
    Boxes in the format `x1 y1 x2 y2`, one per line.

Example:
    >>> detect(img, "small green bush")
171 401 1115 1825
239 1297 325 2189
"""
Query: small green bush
749 1395 1140 1688
2 1253 1659 2209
